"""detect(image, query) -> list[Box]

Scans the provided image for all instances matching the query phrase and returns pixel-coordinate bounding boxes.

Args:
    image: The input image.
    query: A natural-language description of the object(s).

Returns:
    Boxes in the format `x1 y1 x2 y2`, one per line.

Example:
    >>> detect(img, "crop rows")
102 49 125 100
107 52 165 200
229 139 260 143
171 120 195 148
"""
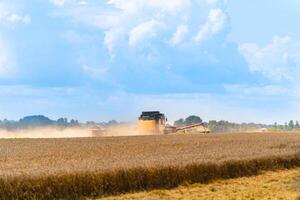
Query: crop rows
1 133 300 199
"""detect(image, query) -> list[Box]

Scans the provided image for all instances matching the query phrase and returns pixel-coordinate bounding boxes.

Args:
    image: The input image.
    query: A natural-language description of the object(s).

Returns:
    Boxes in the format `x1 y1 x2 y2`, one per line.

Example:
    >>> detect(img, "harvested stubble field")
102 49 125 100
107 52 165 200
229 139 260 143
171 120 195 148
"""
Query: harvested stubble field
103 168 300 200
1 132 300 199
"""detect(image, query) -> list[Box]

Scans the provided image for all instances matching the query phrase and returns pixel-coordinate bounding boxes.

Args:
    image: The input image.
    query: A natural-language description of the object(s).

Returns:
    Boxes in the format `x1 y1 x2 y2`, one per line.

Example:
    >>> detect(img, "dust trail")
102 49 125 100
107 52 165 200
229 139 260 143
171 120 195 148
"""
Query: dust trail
0 124 150 139
99 124 154 137
0 127 94 139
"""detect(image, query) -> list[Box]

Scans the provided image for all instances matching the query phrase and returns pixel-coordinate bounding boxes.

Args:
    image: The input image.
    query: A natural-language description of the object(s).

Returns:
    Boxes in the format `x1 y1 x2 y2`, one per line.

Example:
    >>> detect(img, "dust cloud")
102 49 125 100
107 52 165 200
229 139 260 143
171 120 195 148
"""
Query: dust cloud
0 124 150 139
0 127 94 139
99 124 153 137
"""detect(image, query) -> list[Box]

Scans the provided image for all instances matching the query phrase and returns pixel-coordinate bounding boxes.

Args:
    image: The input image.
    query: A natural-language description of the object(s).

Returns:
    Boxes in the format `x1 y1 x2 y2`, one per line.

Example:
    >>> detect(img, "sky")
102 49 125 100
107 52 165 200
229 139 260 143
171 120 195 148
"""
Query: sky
0 0 300 124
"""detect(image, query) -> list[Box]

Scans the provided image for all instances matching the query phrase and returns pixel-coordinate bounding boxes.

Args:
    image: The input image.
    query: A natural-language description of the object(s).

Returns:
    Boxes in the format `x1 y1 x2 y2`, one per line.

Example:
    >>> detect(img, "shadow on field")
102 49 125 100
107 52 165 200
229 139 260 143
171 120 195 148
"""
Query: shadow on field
2 153 300 200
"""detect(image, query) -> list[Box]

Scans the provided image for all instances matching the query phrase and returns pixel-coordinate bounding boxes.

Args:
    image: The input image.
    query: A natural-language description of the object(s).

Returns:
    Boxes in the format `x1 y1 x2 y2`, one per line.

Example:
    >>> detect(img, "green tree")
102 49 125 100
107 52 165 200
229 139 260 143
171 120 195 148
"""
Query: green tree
288 120 294 130
295 121 300 129
284 122 288 130
184 115 203 126
174 118 185 127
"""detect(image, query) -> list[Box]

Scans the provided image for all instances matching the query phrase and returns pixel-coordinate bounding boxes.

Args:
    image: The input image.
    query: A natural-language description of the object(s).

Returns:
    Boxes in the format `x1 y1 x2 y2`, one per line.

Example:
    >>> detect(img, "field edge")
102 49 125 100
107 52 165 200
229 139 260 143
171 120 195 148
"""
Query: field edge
2 152 300 200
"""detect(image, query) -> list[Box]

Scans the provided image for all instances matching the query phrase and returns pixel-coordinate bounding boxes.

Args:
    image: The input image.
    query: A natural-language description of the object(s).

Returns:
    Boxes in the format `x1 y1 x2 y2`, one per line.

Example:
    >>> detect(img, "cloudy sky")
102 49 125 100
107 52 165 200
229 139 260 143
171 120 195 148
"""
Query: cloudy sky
0 0 299 123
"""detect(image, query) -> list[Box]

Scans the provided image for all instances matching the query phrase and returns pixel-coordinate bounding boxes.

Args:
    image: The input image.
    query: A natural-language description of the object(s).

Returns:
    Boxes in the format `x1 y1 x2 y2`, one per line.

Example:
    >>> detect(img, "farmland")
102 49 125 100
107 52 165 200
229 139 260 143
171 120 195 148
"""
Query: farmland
1 132 300 199
103 167 300 200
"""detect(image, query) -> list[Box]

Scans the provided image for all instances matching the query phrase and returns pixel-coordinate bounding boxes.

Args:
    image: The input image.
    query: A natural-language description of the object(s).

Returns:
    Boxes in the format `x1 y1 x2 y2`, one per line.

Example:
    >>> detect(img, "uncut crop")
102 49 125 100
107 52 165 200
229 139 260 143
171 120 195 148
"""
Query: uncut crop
1 133 300 199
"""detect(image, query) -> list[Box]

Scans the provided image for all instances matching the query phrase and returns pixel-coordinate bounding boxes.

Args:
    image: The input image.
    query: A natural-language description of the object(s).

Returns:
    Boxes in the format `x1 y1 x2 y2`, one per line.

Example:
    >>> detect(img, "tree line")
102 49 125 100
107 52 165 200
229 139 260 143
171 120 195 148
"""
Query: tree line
0 115 124 130
271 120 300 131
174 115 300 133
0 115 80 130
1 114 299 133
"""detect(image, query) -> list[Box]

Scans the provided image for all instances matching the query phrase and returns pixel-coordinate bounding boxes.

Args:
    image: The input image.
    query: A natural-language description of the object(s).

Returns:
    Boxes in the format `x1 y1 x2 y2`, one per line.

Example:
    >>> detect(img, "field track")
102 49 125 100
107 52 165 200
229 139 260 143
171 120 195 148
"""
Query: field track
1 132 300 199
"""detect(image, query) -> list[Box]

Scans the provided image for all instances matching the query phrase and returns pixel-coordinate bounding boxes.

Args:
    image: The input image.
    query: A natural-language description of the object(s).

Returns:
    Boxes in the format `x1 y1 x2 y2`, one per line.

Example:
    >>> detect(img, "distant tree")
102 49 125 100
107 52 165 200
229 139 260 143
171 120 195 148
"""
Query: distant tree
296 121 300 129
107 120 118 126
19 115 53 128
284 122 288 130
70 119 79 126
174 118 185 127
86 121 98 125
57 118 68 126
0 116 83 130
288 120 294 129
208 120 217 131
174 116 203 127
184 115 202 125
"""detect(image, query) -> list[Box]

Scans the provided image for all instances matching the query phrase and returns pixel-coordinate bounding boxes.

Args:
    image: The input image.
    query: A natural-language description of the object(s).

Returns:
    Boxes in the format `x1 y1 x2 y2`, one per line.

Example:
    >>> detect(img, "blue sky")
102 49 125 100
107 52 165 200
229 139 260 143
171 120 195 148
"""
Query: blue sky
0 0 299 123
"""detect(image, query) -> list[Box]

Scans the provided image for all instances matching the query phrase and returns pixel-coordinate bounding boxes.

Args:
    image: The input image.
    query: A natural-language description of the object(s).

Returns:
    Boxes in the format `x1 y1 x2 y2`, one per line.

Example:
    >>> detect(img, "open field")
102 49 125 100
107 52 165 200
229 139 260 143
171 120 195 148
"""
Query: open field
1 133 300 199
103 168 300 200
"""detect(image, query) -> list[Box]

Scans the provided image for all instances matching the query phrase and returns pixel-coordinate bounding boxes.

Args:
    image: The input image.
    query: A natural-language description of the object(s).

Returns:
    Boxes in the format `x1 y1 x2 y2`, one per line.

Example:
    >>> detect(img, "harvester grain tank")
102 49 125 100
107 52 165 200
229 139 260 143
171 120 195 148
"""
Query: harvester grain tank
138 111 166 134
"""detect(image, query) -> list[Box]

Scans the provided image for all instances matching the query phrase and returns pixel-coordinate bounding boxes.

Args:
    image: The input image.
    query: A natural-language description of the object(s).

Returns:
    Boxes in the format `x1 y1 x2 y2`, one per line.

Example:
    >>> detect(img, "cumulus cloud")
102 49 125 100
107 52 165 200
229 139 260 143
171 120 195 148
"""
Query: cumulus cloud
0 39 13 78
53 0 228 53
169 25 189 46
105 0 191 51
0 12 31 25
107 0 189 16
239 36 300 82
129 20 162 47
207 0 228 5
50 0 67 7
104 30 117 54
50 0 88 7
0 2 31 25
194 9 227 44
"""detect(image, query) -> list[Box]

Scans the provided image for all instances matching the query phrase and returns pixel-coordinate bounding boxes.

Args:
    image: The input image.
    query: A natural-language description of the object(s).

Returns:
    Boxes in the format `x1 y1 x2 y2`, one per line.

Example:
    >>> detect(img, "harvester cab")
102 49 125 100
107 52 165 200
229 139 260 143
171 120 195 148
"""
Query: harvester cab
138 111 166 134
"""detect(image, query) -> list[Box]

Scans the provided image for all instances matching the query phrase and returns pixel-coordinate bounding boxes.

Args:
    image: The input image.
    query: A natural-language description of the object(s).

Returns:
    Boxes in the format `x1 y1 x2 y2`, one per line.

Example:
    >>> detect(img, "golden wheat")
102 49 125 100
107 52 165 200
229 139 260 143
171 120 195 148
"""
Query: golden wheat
102 168 300 200
1 132 300 199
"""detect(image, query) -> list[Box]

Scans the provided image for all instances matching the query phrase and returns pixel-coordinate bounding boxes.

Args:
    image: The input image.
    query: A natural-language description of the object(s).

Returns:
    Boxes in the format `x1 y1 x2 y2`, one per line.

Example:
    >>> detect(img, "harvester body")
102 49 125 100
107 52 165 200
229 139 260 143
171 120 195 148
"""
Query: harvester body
138 111 166 134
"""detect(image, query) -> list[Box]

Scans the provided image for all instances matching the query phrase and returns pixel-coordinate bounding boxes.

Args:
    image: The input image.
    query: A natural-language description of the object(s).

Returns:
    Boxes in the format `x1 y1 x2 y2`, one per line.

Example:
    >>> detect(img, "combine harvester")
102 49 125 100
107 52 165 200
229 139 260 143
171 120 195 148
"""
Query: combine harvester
138 111 210 135
92 111 210 136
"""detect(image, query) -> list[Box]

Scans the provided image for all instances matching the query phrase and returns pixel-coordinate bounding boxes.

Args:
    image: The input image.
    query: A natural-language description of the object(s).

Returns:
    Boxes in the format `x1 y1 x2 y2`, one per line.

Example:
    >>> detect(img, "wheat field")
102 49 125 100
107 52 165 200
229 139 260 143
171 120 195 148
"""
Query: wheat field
1 132 300 199
103 168 300 200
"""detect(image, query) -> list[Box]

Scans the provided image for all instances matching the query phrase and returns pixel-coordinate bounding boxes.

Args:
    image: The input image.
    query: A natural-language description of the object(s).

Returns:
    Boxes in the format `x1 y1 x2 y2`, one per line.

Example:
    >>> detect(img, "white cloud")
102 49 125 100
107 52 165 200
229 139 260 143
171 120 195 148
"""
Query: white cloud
6 14 31 24
0 39 14 78
0 13 31 25
0 2 31 25
129 20 162 47
207 0 218 4
207 0 228 5
107 0 191 50
82 65 108 78
239 36 300 82
169 25 189 46
50 0 67 6
107 0 189 16
104 30 120 54
224 84 291 96
50 0 88 7
194 9 227 43
52 0 200 52
77 1 88 6
52 0 229 57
